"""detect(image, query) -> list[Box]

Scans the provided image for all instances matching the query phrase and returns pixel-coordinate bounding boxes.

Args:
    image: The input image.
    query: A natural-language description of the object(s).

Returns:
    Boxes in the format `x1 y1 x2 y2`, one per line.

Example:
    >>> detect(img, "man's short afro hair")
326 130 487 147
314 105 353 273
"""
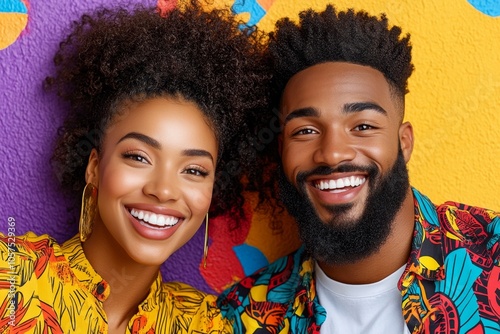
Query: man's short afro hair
269 4 414 106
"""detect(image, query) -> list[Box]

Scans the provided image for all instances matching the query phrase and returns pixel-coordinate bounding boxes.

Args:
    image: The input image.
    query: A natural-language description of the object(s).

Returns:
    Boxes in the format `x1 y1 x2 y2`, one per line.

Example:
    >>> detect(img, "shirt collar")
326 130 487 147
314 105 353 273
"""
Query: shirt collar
399 188 446 290
137 273 163 312
61 234 110 302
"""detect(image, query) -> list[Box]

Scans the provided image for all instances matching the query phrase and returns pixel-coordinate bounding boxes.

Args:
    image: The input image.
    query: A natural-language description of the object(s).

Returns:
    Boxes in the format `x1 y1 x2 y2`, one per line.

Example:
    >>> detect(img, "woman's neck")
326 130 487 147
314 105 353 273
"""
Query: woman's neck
82 222 160 333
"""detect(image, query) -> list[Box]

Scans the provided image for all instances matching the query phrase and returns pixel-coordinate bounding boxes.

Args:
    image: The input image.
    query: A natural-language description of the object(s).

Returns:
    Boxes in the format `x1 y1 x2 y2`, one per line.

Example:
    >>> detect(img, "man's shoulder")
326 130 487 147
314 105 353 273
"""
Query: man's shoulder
436 199 500 239
412 188 499 238
408 190 500 331
217 246 314 308
217 246 325 333
219 245 309 300
412 189 500 275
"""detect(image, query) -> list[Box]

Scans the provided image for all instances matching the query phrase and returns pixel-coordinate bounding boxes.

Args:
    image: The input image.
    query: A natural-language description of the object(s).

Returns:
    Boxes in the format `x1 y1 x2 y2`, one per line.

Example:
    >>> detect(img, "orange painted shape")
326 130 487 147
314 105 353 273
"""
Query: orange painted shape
157 0 178 16
243 192 301 264
0 13 28 50
257 0 276 11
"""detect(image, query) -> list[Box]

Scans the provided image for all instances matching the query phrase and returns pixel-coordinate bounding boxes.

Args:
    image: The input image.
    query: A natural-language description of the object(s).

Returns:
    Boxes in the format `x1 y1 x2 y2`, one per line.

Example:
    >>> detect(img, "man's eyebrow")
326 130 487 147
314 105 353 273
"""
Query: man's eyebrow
283 107 320 126
117 132 161 149
182 149 214 163
343 102 387 115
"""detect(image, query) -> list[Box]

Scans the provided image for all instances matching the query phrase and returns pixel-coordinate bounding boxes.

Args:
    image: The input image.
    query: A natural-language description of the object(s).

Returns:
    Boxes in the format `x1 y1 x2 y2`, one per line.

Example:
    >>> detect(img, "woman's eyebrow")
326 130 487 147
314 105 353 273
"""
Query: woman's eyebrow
182 149 214 163
117 132 161 150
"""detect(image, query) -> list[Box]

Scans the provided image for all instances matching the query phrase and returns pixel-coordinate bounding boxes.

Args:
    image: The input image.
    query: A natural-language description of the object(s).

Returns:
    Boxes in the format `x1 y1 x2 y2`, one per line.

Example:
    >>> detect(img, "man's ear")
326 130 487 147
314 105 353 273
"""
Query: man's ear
399 122 414 163
85 149 100 186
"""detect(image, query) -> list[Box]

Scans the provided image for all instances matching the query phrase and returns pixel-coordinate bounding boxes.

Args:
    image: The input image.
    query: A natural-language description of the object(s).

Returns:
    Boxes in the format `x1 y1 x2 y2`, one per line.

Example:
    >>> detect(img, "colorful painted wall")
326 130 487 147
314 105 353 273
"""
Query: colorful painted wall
0 0 498 294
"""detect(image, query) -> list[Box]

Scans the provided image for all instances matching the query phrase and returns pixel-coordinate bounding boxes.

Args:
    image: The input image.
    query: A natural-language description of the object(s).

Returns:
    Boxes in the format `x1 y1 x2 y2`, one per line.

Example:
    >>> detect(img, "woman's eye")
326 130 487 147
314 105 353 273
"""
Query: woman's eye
184 167 209 177
122 153 150 164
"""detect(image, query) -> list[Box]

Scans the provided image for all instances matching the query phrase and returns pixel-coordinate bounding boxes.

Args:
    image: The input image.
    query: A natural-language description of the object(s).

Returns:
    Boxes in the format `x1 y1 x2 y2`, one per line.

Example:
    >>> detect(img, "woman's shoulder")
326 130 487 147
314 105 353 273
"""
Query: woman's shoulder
162 281 210 297
159 281 232 333
1 231 58 241
0 231 63 257
161 281 218 308
0 232 69 282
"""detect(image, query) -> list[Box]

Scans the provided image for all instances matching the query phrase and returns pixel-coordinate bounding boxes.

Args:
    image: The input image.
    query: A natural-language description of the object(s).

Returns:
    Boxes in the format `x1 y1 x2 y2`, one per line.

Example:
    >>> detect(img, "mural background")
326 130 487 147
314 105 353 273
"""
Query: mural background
0 0 499 294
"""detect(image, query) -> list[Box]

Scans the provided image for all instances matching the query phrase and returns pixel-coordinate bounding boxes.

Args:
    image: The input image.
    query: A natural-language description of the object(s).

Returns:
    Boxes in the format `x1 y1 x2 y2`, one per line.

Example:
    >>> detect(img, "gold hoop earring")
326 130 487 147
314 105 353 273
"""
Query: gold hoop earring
203 212 209 268
79 183 97 243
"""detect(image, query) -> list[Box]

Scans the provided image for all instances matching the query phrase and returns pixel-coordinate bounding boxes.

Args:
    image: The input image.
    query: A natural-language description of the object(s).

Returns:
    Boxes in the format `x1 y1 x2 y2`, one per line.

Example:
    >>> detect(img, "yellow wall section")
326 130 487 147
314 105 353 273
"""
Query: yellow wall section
241 0 499 210
0 13 28 50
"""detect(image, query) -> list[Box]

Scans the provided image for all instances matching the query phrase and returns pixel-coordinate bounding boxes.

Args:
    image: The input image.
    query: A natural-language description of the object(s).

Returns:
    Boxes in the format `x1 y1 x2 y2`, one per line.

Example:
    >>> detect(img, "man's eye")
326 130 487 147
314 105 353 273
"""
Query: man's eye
353 124 374 131
293 128 317 136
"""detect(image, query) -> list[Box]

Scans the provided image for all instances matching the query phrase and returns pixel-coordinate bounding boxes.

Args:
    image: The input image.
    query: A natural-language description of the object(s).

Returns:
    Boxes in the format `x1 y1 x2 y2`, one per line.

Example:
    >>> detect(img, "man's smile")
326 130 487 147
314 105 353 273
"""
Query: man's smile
313 175 367 191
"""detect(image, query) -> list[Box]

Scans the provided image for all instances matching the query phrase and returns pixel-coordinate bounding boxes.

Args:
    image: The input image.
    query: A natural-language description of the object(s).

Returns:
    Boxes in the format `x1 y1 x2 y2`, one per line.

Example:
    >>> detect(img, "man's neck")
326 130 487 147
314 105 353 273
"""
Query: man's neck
318 190 415 284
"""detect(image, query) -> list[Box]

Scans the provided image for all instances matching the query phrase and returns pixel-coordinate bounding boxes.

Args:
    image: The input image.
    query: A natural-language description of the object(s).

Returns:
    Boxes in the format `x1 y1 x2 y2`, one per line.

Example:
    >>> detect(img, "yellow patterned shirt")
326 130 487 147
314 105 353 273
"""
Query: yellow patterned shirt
0 232 231 333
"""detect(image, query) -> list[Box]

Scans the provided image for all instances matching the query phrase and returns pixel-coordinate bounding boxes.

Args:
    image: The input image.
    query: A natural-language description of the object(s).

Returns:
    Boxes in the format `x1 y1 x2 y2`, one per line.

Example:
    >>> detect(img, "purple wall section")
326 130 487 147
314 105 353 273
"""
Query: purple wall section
0 0 214 293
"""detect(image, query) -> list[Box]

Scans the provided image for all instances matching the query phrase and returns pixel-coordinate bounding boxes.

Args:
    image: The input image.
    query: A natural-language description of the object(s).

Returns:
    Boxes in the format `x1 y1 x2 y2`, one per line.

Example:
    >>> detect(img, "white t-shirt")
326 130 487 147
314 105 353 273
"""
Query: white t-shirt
315 263 411 334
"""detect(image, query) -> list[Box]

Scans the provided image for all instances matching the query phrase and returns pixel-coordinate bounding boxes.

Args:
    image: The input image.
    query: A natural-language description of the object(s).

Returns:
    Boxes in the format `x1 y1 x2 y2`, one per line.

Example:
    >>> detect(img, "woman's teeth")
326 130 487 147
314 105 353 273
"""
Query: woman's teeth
130 209 179 228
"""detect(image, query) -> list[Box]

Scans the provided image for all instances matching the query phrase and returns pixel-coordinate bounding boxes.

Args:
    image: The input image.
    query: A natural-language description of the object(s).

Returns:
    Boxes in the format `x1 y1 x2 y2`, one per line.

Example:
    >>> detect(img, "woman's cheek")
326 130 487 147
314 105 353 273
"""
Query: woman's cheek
185 182 214 215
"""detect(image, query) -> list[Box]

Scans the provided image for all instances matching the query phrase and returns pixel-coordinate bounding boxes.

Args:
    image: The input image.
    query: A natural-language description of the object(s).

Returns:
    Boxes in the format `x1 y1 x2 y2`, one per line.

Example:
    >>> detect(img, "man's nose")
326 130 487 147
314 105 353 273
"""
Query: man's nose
312 129 356 167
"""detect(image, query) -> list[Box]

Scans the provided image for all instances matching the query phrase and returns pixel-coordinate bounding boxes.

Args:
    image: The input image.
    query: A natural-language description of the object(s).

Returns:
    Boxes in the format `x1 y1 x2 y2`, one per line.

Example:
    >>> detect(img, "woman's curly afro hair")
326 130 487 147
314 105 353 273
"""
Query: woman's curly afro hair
47 0 271 218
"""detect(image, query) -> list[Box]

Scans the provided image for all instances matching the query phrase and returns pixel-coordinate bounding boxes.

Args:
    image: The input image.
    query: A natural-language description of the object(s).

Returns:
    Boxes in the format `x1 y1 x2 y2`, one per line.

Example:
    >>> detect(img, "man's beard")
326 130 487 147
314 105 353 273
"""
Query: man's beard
278 148 410 265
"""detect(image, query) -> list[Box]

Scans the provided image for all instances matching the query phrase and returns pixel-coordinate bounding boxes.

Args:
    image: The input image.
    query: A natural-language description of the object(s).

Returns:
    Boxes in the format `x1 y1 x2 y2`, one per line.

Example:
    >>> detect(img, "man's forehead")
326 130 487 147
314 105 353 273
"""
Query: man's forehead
282 63 387 101
285 62 387 90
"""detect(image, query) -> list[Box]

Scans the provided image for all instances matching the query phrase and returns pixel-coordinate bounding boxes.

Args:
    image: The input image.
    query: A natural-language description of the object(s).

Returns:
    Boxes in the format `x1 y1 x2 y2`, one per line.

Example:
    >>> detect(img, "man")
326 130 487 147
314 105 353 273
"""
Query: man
217 5 500 334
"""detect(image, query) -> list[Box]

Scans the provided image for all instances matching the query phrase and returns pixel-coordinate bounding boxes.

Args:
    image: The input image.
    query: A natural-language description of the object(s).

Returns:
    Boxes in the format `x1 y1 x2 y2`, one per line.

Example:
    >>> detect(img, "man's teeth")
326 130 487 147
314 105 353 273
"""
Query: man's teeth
130 209 179 227
315 176 366 190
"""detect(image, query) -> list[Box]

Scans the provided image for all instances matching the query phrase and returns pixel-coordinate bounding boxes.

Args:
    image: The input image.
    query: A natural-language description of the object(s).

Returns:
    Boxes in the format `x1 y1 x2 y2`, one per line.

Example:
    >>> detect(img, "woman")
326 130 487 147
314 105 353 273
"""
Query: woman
0 1 269 333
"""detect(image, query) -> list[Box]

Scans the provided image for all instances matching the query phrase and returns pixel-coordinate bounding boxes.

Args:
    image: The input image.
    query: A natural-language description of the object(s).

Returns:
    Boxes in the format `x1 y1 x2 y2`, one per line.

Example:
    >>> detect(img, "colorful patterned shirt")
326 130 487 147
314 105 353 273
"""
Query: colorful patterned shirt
0 233 231 333
217 188 500 333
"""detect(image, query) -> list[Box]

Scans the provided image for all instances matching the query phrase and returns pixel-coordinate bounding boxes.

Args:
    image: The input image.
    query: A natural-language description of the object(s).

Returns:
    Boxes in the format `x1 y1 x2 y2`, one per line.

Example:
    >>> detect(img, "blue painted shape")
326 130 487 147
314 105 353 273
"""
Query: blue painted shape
231 0 266 27
467 0 500 17
0 0 28 13
233 243 269 276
